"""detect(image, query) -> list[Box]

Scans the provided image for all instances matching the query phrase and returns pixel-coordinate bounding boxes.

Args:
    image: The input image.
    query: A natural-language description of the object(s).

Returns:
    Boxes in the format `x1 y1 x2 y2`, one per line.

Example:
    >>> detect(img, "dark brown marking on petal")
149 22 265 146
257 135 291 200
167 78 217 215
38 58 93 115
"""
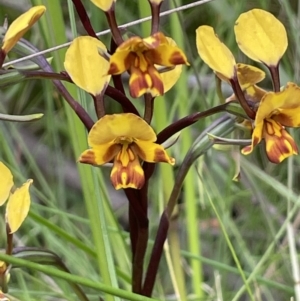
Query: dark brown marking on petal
153 148 174 164
79 150 97 165
108 62 120 75
264 125 298 163
129 64 163 97
103 144 121 162
252 136 260 147
110 156 145 189
124 52 137 70
273 113 294 127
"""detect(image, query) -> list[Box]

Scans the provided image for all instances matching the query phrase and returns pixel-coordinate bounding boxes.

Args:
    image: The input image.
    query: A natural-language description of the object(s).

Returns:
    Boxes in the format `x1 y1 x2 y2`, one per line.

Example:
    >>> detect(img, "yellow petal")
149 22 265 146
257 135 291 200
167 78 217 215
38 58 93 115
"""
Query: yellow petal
160 65 181 93
196 25 236 79
6 179 33 233
241 121 263 156
147 33 189 67
64 36 111 96
0 162 14 206
255 83 300 126
90 0 116 11
157 37 184 93
236 63 265 90
234 9 288 66
110 153 145 190
79 143 120 165
88 113 157 146
132 141 175 165
2 6 46 53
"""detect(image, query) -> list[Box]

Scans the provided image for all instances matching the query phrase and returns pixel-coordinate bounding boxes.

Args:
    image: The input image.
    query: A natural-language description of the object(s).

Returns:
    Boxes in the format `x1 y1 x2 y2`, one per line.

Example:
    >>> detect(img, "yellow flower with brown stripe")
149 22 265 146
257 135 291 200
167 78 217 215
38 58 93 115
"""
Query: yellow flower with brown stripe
79 113 175 189
108 32 189 98
242 82 300 163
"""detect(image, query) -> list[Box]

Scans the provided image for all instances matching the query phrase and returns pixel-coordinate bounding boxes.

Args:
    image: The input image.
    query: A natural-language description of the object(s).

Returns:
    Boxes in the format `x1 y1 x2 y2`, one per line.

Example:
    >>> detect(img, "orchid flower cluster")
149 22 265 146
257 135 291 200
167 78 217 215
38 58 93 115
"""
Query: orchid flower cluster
0 0 298 300
196 9 300 163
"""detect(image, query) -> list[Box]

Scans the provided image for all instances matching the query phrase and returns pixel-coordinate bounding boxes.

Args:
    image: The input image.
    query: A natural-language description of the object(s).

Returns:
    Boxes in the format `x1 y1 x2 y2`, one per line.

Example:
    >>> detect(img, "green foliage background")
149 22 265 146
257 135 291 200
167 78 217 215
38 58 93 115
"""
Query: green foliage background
0 0 300 300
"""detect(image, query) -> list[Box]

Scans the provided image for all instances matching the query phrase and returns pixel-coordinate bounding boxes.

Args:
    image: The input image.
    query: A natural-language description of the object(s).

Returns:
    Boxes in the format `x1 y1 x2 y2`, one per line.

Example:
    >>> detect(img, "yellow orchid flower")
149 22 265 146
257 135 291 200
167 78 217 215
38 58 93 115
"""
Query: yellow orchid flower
0 162 33 233
108 32 189 98
79 113 175 189
242 83 300 163
2 6 46 54
64 36 111 96
234 9 287 66
90 0 116 11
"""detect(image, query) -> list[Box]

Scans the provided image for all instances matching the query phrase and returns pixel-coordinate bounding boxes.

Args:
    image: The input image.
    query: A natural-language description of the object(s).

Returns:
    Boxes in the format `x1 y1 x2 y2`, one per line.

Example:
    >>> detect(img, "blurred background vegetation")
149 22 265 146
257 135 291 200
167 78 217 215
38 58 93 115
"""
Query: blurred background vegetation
0 0 300 300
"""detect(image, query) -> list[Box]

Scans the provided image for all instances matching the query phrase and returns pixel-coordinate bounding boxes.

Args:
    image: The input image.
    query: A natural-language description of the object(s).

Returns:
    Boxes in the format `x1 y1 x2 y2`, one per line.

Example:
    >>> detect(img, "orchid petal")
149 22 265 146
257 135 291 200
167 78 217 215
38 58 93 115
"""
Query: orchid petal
196 25 236 79
64 36 111 96
2 6 46 53
0 162 14 206
6 179 32 233
234 9 287 66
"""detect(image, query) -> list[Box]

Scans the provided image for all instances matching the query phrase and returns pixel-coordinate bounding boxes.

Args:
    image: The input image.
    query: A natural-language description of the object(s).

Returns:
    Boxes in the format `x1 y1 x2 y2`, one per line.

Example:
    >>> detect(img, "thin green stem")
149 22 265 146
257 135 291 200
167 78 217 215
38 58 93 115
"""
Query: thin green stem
208 196 255 301
0 253 161 301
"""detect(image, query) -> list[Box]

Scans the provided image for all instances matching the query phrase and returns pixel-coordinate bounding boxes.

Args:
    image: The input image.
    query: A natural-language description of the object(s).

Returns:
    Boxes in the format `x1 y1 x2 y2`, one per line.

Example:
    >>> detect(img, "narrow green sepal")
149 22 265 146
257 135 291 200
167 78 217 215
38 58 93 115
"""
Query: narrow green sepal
0 113 43 122
207 132 251 146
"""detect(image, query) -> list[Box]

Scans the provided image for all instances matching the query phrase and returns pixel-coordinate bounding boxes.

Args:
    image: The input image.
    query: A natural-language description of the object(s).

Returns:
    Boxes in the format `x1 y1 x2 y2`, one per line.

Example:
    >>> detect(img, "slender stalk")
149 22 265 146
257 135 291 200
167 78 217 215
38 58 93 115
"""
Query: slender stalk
230 76 256 119
0 50 6 68
149 1 162 34
71 0 98 38
157 102 236 144
93 93 106 119
268 64 280 92
5 224 13 256
143 94 154 123
125 189 149 294
105 6 124 46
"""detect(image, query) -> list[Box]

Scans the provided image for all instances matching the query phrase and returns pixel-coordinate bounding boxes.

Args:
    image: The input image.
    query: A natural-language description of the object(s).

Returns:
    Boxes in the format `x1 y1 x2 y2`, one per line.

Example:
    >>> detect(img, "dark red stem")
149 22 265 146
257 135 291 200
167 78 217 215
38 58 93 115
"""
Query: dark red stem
125 188 149 294
71 0 98 38
105 7 124 46
150 1 162 34
268 64 280 92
